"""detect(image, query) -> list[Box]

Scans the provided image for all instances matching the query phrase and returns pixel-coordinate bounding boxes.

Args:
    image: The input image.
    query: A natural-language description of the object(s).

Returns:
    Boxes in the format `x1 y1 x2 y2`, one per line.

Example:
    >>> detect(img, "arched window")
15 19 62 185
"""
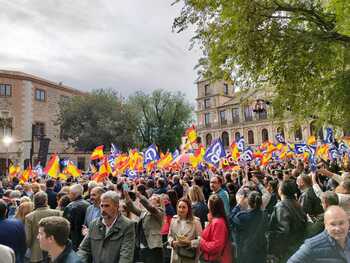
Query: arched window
294 126 303 141
248 130 254 144
222 131 229 148
234 132 241 142
205 134 212 146
262 129 269 142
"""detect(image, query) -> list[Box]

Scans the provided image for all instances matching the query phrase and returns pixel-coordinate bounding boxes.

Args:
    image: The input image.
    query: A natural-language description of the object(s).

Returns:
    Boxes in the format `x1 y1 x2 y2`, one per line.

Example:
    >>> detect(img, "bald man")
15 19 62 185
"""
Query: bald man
288 205 350 262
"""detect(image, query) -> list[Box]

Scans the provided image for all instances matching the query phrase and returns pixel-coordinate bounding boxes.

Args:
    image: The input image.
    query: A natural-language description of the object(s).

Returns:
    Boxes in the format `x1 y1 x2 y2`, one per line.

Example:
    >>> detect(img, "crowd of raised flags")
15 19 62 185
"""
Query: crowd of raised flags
7 126 350 184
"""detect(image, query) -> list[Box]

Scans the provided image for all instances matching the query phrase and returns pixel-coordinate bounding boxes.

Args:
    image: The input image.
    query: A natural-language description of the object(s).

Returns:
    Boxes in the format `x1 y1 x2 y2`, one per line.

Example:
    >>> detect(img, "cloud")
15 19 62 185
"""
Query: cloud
0 0 201 102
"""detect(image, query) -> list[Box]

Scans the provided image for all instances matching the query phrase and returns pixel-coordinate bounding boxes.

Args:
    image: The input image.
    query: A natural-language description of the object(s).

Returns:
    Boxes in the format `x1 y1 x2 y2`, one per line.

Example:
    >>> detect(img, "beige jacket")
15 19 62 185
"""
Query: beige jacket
168 215 202 263
25 207 61 262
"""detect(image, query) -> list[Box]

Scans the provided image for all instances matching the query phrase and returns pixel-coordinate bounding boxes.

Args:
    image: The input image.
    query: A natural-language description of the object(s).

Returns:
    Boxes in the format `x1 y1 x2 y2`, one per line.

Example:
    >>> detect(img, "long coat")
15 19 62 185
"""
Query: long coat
25 207 61 262
168 215 202 263
77 214 135 263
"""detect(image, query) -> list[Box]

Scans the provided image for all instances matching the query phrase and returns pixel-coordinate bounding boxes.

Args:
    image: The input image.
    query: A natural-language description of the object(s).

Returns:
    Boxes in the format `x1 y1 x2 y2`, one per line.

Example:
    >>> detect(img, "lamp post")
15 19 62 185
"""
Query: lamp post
3 136 13 175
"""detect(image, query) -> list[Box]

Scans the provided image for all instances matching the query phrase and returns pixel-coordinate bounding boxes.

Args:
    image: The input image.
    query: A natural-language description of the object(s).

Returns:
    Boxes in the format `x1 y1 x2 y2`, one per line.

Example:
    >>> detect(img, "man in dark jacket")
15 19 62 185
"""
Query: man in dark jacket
46 179 57 209
0 199 26 263
63 184 89 251
38 216 82 263
288 206 350 262
297 174 323 217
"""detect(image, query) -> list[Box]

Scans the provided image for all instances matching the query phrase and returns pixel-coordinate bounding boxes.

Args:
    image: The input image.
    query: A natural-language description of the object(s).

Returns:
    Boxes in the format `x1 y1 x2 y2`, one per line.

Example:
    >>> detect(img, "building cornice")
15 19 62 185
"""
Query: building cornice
0 70 86 96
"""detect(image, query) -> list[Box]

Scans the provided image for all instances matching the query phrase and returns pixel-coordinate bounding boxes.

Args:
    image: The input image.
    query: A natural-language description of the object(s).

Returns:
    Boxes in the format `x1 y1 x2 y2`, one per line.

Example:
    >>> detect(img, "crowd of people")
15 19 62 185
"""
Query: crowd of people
0 157 349 263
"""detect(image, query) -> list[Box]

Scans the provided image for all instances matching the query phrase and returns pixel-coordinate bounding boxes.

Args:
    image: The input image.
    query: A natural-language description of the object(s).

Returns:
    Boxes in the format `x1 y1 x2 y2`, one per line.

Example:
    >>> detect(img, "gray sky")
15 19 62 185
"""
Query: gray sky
0 0 201 102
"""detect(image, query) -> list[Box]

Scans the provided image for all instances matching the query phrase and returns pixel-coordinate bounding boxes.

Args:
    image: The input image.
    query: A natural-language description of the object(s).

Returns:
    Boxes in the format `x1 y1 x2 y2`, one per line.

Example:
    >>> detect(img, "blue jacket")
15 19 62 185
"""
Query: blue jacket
215 188 230 216
51 241 82 263
288 230 350 263
0 218 26 262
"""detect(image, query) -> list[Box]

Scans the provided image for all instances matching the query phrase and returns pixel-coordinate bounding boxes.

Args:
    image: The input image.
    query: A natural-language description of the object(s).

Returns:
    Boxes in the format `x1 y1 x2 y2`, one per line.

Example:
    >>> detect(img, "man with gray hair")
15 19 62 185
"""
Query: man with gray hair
78 191 135 263
63 184 89 251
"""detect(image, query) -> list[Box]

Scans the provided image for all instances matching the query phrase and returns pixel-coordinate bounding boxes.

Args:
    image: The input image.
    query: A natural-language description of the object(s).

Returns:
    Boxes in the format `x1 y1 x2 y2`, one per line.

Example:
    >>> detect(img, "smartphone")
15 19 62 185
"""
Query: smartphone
122 183 129 192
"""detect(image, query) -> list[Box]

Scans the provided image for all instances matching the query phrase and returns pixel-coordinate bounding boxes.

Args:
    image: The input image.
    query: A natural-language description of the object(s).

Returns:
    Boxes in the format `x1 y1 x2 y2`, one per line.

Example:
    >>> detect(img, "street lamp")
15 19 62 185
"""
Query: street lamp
3 136 13 175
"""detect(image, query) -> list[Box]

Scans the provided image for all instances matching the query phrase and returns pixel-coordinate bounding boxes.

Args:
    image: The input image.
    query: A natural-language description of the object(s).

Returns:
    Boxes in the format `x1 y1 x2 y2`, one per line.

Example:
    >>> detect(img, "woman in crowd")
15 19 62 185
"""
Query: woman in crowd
15 201 34 223
168 198 202 263
231 191 267 263
187 185 208 228
268 179 306 262
200 194 232 263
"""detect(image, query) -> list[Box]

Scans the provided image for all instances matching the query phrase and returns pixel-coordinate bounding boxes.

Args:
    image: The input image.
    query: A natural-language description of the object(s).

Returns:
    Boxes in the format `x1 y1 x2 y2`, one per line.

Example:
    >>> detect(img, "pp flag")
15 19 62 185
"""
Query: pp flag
204 139 225 167
294 144 308 154
240 147 253 162
275 133 285 144
237 137 245 152
144 144 160 164
325 128 334 144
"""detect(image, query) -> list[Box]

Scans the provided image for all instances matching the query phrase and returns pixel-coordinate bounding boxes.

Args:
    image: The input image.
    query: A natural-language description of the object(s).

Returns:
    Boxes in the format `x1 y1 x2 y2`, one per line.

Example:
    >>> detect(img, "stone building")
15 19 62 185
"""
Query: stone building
195 79 326 148
0 70 88 175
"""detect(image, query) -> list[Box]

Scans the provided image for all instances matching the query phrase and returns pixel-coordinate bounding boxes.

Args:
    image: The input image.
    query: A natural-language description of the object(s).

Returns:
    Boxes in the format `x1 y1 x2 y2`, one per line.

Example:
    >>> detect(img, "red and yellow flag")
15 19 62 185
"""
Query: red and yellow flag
186 125 197 144
20 165 34 183
230 142 240 160
158 152 173 169
307 136 316 145
44 154 60 178
9 164 20 177
90 145 104 160
66 162 81 177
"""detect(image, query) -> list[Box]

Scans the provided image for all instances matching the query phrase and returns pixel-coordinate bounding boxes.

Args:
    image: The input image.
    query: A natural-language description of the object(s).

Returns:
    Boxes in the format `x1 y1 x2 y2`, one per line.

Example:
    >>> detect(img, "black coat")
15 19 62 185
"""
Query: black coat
63 197 90 251
46 189 58 209
299 187 323 217
192 201 208 228
268 199 307 259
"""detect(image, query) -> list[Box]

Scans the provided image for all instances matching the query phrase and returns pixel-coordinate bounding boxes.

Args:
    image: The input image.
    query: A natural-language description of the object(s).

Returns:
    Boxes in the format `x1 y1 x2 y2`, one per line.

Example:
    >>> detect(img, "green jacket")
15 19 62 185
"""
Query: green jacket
77 214 135 263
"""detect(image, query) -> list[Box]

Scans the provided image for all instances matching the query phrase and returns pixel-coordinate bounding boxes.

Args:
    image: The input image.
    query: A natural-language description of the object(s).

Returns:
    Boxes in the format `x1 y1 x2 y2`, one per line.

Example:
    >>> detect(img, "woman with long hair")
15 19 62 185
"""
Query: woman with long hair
168 198 202 263
200 194 232 263
231 191 267 263
15 201 34 223
187 185 208 228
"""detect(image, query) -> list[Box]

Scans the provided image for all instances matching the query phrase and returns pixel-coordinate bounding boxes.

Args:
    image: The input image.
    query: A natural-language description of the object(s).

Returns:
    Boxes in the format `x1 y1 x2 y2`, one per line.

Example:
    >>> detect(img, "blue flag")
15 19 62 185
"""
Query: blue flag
240 147 253 162
294 144 308 154
339 142 349 155
325 128 334 143
309 155 317 172
328 146 339 161
237 137 245 152
172 149 180 160
126 169 138 179
144 144 160 164
204 139 226 167
110 143 121 157
275 133 285 144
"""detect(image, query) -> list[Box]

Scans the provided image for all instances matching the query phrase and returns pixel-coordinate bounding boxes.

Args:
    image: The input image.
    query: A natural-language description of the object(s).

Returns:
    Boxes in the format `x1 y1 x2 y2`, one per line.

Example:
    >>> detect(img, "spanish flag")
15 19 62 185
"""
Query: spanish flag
158 152 173 169
44 154 60 178
66 161 81 177
230 142 240 160
186 126 197 144
307 136 316 145
90 145 104 160
20 165 33 183
9 164 20 177
99 156 112 177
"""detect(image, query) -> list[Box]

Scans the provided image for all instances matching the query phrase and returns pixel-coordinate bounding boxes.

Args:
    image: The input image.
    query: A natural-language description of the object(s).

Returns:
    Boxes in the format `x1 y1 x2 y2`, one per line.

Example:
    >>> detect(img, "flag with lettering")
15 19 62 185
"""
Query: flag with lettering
275 133 285 144
237 137 245 152
144 144 160 164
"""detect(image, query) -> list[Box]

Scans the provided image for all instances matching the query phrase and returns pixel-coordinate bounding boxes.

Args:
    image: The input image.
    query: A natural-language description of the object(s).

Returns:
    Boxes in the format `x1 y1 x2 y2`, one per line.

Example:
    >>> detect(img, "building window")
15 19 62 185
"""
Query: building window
244 106 253 122
0 84 12 97
219 110 227 125
248 130 254 144
33 122 45 137
77 157 86 170
35 89 46 101
294 126 303 141
257 110 267 120
234 132 241 142
204 113 210 127
232 108 240 123
223 83 228 95
204 98 210 109
262 128 269 142
206 133 212 146
0 117 13 137
222 131 229 147
204 84 210 96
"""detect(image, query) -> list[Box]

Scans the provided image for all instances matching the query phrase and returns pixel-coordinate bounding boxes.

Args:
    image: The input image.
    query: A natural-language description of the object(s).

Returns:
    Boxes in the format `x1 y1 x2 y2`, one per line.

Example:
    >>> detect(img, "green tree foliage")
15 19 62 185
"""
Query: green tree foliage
57 89 137 151
173 0 350 129
128 89 193 152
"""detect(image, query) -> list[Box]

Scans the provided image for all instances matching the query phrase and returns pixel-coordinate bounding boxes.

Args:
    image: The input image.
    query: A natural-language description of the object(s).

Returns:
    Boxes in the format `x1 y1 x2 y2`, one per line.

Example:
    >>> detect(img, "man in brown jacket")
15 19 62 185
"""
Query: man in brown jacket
25 191 61 263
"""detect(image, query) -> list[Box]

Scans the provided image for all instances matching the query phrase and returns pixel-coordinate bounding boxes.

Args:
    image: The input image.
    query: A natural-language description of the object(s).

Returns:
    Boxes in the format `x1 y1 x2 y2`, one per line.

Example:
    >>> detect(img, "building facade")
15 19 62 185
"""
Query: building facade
196 80 325 148
0 70 89 175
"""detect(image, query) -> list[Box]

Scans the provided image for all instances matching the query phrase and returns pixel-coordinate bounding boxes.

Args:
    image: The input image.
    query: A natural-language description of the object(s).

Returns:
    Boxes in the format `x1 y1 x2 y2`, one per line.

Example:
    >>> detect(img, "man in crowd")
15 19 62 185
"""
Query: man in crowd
0 199 26 263
82 186 104 236
210 175 230 215
25 191 61 263
37 216 81 263
288 205 350 262
46 179 57 209
77 191 135 263
63 184 89 251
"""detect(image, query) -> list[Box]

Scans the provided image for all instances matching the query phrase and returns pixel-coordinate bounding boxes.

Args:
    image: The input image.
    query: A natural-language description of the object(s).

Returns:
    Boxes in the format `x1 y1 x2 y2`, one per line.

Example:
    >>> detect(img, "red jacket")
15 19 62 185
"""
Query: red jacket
200 217 232 263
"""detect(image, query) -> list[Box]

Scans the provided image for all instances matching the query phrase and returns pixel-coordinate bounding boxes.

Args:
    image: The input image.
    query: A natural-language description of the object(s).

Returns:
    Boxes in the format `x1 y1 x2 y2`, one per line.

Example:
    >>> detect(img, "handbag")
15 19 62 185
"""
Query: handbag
176 246 196 259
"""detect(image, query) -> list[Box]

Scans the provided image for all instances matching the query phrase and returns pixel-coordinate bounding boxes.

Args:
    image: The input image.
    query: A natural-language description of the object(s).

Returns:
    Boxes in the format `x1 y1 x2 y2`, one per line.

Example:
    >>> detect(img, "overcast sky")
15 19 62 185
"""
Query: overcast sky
0 0 201 102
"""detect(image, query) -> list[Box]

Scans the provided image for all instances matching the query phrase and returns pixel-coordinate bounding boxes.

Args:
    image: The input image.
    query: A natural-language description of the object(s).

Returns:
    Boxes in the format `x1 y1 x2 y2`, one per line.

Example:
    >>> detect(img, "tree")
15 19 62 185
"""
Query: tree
128 89 193 152
173 0 350 129
57 89 137 151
